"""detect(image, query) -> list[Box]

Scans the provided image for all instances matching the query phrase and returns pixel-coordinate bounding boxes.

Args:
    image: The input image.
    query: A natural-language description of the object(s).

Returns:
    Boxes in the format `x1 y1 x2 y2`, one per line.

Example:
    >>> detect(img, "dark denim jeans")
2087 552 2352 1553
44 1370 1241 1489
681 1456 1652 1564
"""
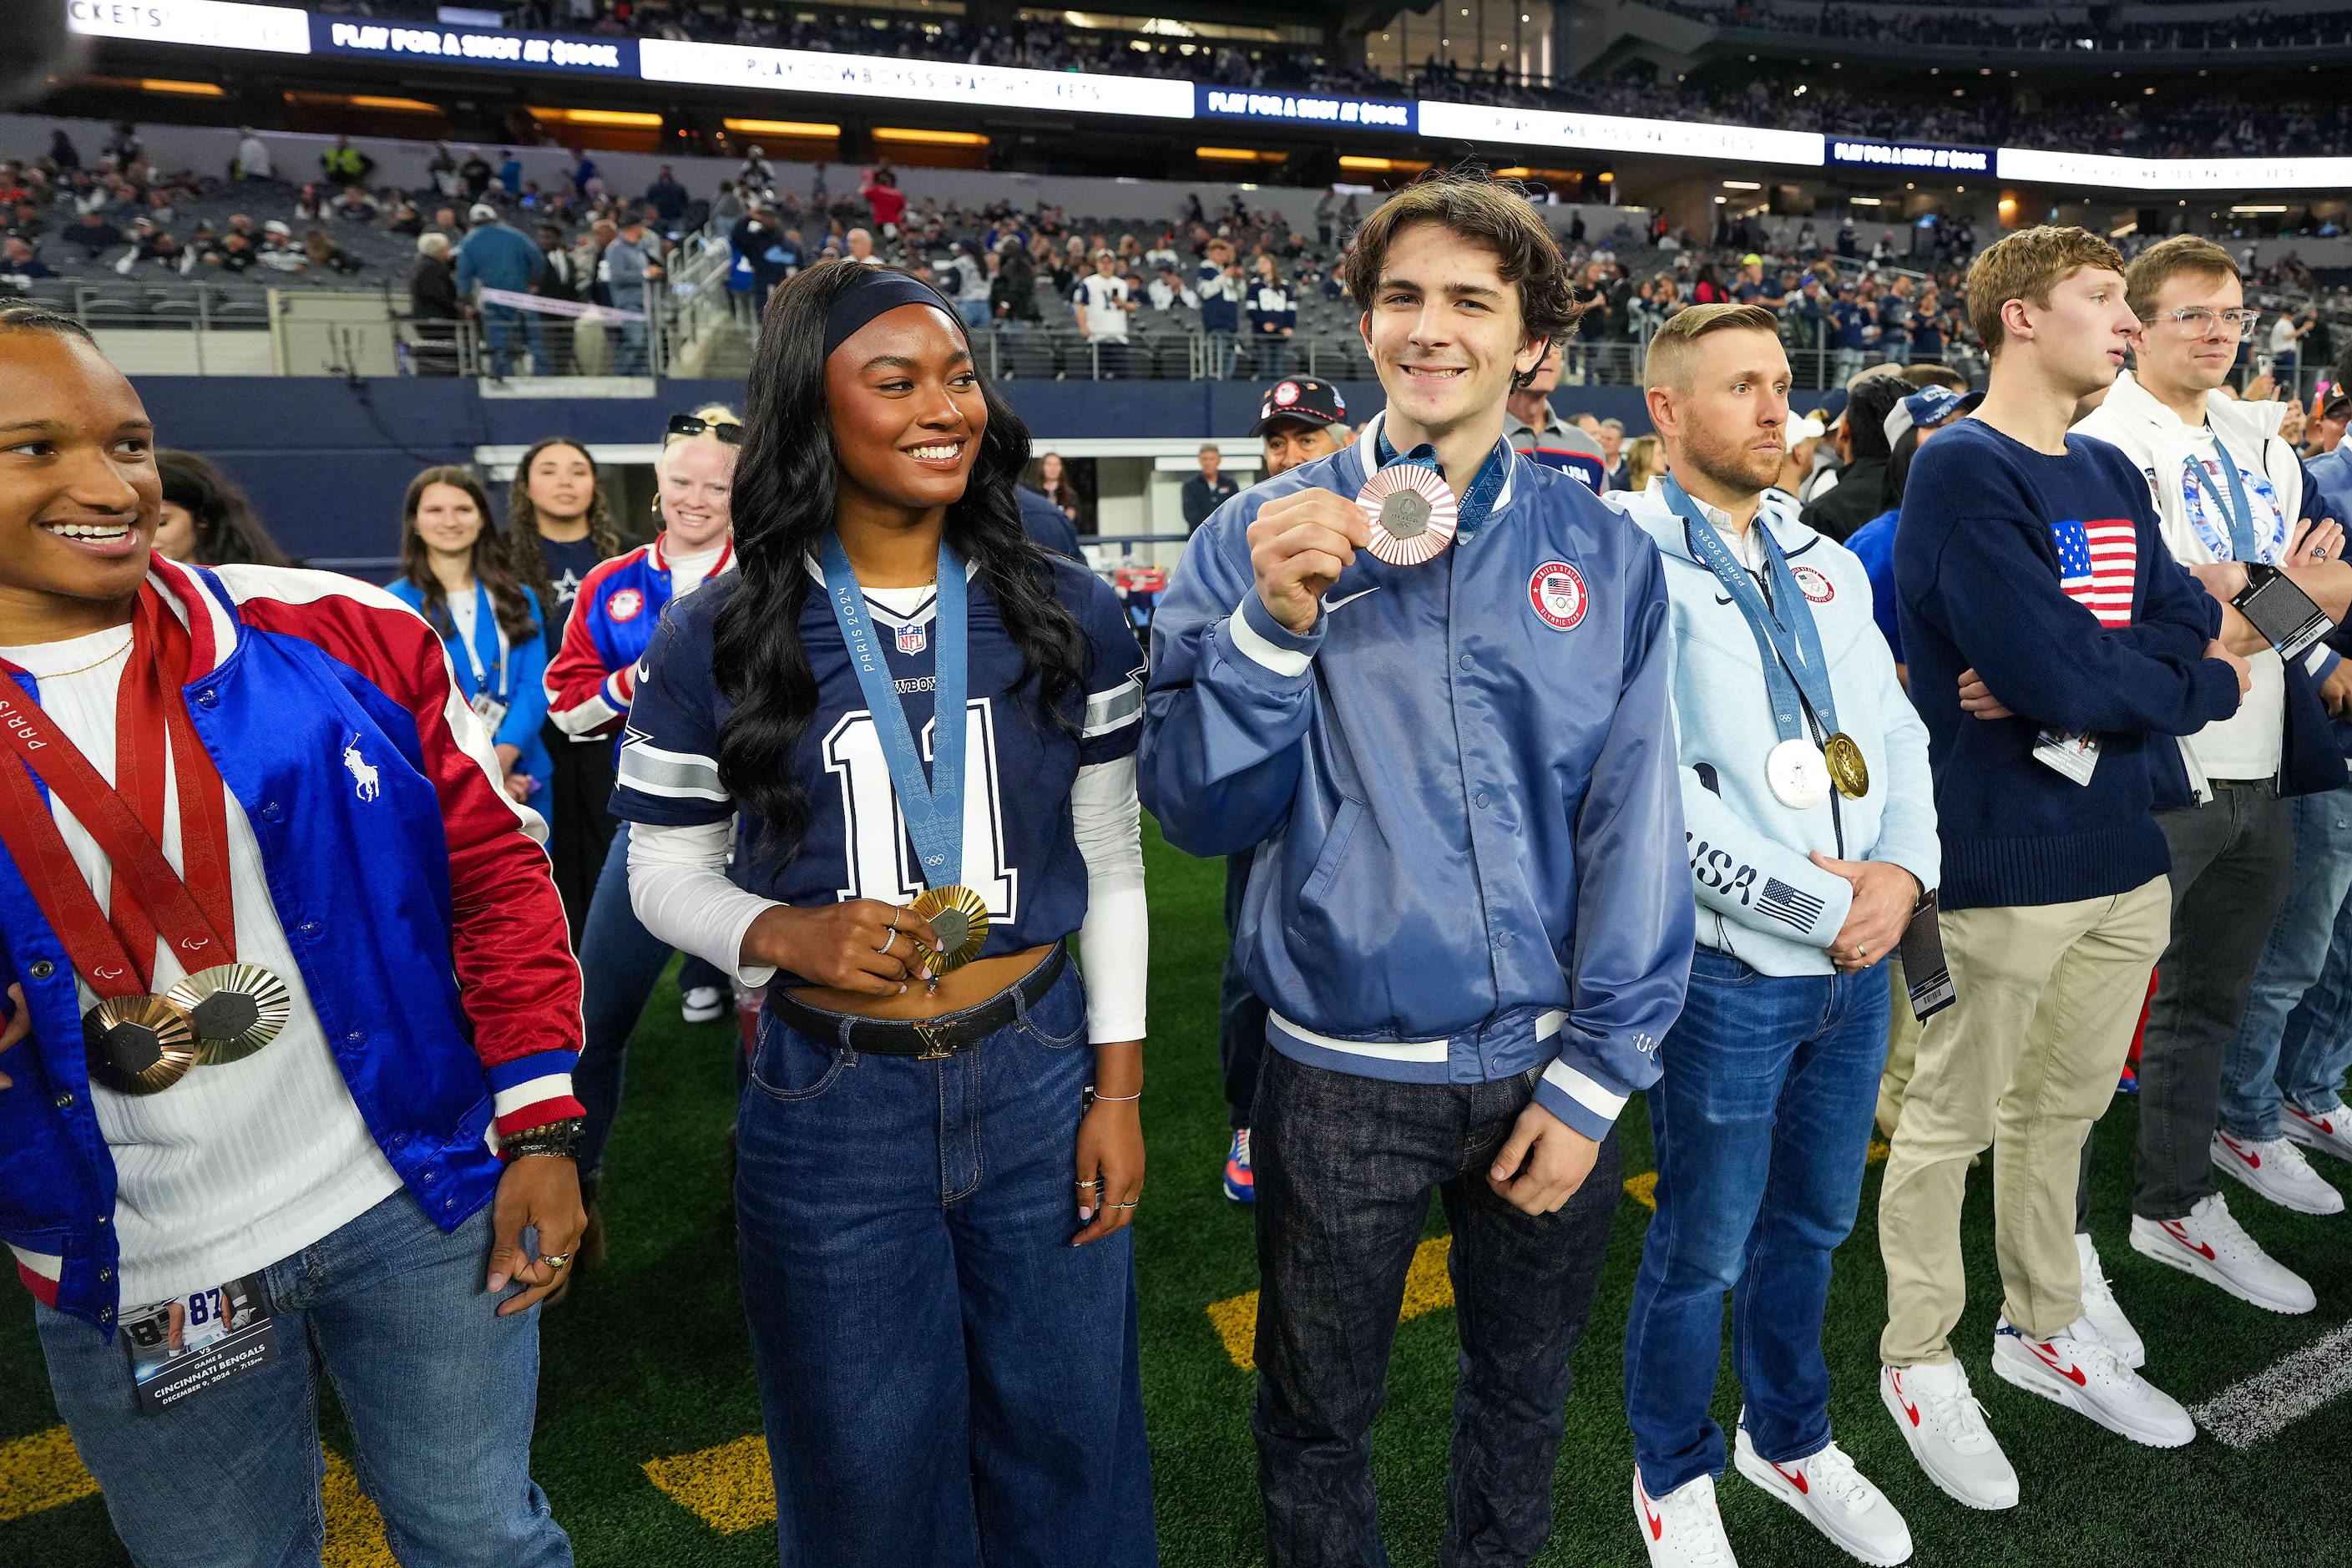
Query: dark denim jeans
735 959 1157 1568
34 1192 568 1568
574 822 732 1180
1623 948 1890 1496
1251 1049 1622 1568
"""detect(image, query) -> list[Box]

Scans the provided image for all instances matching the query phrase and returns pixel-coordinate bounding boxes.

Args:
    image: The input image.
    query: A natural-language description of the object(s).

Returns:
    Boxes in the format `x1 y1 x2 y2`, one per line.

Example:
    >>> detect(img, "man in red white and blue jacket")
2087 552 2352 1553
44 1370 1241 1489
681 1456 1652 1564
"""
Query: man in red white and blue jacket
0 308 582 1566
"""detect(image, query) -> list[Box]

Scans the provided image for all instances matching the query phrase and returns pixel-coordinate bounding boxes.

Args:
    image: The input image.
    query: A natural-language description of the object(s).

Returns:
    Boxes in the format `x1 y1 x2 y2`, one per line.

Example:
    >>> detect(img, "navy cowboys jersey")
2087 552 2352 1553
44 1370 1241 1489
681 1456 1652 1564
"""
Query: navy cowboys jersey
611 555 1145 978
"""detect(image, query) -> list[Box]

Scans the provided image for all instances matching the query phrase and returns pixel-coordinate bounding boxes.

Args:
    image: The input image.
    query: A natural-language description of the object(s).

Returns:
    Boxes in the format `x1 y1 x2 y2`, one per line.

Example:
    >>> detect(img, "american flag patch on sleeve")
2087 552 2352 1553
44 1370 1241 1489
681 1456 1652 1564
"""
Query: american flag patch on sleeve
1758 877 1826 933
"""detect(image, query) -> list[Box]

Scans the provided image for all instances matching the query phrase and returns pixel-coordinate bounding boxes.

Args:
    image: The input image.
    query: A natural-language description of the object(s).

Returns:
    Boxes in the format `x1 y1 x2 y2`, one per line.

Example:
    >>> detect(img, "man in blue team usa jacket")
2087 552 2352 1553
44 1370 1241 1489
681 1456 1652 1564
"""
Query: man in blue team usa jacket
1609 306 1937 1568
1141 176 1691 1567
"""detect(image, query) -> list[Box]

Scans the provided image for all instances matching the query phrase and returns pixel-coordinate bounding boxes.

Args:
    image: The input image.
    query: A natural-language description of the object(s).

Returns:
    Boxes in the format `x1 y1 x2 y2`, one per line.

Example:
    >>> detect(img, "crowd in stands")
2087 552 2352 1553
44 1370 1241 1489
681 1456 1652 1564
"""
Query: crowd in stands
1649 0 2352 53
8 117 2349 391
313 0 2352 162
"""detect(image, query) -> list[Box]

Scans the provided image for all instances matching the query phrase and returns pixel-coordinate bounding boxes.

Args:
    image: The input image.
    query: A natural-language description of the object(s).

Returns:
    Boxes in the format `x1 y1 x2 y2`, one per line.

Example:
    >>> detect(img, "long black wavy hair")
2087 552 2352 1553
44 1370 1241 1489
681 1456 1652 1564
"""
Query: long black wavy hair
715 260 1087 868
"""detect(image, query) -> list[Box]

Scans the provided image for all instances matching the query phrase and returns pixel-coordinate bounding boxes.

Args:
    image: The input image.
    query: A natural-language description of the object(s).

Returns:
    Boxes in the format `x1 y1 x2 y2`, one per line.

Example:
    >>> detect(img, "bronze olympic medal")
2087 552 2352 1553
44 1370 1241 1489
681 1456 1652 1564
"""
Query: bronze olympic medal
168 963 293 1065
1354 463 1459 567
907 883 991 974
83 994 200 1095
1764 737 1832 811
1823 732 1870 800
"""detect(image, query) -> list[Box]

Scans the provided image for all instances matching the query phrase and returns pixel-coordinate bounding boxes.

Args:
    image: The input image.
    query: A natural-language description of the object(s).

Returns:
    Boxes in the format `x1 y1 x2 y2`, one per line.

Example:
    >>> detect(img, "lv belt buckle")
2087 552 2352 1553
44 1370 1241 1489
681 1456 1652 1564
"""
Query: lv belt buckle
913 1019 955 1060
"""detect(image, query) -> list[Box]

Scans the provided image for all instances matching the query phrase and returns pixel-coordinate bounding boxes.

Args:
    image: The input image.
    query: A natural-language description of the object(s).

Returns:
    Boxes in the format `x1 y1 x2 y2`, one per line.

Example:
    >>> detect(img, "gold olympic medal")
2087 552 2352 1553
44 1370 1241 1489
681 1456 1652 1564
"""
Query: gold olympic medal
1823 732 1870 800
83 994 200 1096
1354 463 1459 567
907 883 991 974
167 963 293 1065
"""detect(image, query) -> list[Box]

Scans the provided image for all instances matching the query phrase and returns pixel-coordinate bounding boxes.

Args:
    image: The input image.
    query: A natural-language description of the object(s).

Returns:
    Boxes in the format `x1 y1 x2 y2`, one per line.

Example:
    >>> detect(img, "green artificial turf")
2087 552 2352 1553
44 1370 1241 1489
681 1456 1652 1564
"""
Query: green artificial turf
8 818 2352 1565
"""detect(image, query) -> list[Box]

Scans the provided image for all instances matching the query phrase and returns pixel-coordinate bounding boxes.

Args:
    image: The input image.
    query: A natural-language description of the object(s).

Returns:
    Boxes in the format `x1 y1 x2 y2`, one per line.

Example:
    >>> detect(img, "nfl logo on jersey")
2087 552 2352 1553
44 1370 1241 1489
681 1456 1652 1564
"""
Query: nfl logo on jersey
898 622 928 655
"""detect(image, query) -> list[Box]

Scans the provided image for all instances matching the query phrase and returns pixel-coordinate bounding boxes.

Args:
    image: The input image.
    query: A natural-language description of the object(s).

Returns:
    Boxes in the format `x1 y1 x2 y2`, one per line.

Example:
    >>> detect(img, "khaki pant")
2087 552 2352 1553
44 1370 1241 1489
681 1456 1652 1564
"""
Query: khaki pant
1879 878 2171 1363
1877 953 1925 1138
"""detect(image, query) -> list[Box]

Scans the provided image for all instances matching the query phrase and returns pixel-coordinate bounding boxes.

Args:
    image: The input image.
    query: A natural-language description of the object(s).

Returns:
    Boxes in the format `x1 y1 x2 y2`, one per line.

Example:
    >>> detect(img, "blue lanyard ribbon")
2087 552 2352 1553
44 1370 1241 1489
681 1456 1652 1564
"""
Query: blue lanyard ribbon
818 533 968 892
1373 426 1512 544
2194 432 2262 564
1660 473 1839 743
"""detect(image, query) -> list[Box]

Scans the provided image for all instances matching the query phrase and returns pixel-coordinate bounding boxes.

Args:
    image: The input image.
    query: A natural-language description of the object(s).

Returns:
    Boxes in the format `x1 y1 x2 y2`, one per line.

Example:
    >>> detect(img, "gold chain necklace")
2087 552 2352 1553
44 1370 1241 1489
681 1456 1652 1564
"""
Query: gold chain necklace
18 631 135 680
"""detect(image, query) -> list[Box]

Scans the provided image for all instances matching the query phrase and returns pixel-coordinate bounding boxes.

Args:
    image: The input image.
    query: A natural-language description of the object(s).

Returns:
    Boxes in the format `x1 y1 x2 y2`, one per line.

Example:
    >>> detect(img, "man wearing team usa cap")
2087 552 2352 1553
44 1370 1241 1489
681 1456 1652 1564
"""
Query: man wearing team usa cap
0 306 581 1565
1141 170 1690 1565
1250 376 1353 478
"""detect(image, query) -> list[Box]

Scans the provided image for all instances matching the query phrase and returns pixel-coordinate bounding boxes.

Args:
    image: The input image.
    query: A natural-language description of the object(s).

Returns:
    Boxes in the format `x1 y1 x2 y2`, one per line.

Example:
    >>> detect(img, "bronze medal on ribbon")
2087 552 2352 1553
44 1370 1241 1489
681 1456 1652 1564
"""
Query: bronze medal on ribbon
908 884 990 974
168 963 294 1064
1823 732 1870 800
1355 464 1459 567
83 994 200 1095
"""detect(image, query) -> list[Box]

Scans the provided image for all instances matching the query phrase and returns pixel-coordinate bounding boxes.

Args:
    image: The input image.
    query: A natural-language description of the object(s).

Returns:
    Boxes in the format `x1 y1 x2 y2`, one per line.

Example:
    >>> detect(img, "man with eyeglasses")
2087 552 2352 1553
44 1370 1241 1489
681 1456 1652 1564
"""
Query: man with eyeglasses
2075 235 2352 1320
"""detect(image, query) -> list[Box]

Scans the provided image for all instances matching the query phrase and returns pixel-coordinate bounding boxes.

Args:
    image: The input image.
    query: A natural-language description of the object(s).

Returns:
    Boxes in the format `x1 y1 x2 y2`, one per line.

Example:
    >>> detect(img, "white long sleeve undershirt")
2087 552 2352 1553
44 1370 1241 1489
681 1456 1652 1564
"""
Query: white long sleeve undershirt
628 755 1148 1043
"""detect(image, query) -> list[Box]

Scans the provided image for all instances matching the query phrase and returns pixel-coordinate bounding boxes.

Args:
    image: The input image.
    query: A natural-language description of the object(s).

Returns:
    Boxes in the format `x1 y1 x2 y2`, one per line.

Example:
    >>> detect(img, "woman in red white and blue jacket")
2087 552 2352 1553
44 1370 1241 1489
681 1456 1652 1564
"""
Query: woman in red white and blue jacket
542 405 737 1234
0 307 584 1566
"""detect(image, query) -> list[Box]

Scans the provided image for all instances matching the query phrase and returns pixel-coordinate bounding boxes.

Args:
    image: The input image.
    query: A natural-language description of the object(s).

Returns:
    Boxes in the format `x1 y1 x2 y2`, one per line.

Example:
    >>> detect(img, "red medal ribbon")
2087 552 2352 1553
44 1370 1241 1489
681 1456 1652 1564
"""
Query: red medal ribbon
0 585 238 997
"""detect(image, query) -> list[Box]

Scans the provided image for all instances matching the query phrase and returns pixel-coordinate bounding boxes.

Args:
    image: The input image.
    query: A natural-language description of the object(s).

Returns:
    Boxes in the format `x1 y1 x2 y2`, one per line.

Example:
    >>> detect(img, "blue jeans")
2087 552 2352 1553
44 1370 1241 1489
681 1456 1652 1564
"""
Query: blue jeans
479 301 545 377
735 959 1157 1567
2223 781 2352 1138
957 298 992 330
33 1191 568 1568
574 822 731 1180
1625 948 1891 1496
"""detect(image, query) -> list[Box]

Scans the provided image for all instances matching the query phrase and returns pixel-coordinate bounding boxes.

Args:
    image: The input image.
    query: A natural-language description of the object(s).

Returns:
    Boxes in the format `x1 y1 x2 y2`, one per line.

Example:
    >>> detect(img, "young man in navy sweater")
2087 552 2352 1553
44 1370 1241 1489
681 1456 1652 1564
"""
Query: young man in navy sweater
1879 227 2248 1506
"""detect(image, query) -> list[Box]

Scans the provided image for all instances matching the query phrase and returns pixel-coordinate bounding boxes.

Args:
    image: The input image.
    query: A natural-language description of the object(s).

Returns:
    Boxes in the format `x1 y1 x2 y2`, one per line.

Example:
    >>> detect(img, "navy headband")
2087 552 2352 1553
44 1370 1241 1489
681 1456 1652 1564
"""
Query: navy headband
822 270 963 359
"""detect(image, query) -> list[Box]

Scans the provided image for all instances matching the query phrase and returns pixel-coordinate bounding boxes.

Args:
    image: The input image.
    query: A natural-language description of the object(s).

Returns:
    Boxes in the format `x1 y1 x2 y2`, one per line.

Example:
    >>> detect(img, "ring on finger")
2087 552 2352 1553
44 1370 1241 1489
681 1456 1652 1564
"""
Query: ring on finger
878 928 898 956
543 1252 570 1270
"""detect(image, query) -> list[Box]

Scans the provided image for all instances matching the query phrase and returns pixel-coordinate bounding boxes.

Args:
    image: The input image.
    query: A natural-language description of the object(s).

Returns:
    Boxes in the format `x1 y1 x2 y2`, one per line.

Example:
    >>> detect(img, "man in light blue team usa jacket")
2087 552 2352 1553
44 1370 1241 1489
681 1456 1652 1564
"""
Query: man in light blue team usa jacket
1605 304 1938 1568
1141 175 1692 1568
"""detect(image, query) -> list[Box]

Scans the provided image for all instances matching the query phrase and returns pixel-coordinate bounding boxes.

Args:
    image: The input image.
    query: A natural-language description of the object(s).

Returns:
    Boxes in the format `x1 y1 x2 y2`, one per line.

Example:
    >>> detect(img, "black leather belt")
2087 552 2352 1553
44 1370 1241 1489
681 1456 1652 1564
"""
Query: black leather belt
768 943 1065 1059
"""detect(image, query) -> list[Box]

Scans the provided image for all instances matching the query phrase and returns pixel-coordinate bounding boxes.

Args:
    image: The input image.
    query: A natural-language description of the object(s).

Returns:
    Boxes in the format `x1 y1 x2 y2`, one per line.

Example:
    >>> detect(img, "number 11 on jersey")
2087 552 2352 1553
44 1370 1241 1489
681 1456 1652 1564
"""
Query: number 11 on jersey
824 697 1019 920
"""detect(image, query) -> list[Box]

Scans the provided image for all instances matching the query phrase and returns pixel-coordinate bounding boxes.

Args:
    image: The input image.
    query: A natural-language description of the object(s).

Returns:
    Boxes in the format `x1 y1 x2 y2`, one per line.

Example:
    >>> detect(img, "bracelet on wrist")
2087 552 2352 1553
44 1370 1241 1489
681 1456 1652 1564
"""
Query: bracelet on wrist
1090 1089 1141 1102
502 1115 585 1161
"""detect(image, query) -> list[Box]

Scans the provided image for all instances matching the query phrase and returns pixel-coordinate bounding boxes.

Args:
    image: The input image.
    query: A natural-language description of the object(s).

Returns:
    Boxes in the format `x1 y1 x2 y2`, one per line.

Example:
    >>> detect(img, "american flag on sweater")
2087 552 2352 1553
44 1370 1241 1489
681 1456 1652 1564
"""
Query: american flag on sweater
2049 518 2140 629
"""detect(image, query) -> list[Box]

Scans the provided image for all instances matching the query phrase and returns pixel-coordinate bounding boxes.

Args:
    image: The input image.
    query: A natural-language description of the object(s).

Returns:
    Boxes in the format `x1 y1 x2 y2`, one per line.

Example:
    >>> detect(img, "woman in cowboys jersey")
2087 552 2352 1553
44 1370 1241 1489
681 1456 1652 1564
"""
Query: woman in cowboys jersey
614 260 1154 1566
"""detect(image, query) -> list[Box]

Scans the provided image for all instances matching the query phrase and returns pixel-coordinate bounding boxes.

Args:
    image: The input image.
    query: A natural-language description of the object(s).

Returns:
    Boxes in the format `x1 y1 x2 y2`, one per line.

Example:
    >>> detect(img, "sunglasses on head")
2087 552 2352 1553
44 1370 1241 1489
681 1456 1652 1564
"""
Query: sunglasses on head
666 413 743 445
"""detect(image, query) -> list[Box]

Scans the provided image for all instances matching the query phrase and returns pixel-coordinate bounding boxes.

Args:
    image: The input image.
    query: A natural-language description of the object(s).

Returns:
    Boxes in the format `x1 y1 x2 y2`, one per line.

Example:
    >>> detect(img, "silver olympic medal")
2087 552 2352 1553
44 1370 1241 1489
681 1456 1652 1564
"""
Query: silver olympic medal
1765 737 1833 811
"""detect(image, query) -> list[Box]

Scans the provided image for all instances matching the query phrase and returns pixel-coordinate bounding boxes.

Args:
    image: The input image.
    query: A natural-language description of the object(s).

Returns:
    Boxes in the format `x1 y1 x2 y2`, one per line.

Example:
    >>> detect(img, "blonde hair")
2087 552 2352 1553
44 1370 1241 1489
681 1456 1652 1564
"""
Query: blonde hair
1624 434 1666 490
1965 225 2127 355
1643 302 1781 392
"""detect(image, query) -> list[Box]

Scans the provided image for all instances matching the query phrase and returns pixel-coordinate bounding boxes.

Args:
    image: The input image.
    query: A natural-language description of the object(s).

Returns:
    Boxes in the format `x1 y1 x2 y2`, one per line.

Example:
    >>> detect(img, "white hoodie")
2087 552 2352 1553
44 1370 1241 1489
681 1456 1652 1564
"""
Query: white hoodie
2076 369 2320 799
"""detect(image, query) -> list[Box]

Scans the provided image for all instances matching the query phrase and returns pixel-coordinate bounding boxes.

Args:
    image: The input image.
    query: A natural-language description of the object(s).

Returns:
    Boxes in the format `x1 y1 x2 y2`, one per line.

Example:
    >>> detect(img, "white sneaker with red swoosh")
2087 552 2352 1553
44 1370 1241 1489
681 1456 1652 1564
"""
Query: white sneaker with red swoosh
2283 1100 2352 1166
1634 1469 1737 1568
1732 1423 1912 1565
2212 1130 2345 1216
1990 1315 2194 1448
2130 1191 2318 1313
1878 1360 2016 1510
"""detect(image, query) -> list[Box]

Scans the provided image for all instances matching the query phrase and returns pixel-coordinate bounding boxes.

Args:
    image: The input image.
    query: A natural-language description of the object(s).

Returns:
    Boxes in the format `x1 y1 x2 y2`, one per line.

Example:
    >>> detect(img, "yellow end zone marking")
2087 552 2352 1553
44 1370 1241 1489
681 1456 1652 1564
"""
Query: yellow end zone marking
3 1425 388 1561
321 1449 394 1568
644 1434 776 1534
0 1425 97 1523
1623 1172 1659 1211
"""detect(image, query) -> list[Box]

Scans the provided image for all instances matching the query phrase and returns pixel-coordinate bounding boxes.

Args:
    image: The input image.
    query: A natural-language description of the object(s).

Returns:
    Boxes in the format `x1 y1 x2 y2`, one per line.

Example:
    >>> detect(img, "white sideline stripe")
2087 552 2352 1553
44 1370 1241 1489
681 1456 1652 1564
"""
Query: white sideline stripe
2189 1319 2352 1449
